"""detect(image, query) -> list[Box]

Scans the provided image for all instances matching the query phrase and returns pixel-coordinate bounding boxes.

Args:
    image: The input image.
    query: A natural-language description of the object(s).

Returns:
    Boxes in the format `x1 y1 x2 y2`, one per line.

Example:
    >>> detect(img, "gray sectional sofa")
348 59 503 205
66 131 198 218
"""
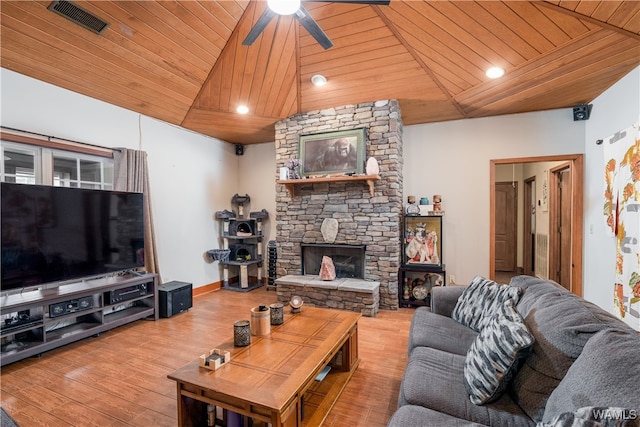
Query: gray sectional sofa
389 275 640 427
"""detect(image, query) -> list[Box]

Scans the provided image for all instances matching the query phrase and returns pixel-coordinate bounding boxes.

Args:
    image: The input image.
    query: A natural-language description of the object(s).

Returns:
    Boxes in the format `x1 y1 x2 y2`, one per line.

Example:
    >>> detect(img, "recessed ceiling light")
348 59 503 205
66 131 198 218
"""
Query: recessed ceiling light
236 105 249 114
267 0 300 15
311 74 327 87
486 67 505 79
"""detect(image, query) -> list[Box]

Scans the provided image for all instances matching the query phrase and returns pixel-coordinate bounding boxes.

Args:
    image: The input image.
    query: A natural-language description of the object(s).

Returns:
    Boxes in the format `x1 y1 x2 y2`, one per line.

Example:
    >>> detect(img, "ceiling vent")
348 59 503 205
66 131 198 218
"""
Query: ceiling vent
48 1 109 35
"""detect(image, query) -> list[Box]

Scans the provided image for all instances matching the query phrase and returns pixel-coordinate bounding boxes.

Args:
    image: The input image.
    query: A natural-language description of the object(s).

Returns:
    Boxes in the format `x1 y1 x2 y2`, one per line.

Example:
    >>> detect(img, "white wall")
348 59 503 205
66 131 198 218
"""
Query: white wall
583 67 640 317
403 110 585 285
1 68 239 289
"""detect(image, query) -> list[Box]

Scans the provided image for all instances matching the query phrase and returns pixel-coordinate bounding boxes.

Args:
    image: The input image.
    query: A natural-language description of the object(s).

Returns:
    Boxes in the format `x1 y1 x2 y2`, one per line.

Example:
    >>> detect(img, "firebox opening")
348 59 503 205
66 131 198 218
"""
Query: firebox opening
301 244 366 279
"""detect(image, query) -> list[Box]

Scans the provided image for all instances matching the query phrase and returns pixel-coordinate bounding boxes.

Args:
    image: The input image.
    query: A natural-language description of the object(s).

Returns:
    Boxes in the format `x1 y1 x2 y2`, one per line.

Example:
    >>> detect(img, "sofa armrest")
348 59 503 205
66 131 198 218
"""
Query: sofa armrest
430 285 466 317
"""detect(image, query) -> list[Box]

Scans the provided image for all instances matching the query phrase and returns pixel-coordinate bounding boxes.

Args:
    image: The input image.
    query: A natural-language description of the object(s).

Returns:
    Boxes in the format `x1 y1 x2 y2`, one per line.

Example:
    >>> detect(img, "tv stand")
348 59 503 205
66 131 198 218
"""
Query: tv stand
126 270 147 277
0 273 158 366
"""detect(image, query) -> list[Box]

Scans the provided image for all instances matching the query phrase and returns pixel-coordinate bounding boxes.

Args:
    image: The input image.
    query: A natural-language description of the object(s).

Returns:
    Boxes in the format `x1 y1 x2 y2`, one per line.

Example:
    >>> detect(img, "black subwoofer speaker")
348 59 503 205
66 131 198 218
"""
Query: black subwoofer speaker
158 281 193 318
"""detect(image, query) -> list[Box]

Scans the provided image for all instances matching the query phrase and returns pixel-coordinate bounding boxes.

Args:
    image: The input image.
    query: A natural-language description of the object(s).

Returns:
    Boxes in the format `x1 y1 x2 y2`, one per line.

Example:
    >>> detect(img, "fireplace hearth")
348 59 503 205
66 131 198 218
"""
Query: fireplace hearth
301 244 366 279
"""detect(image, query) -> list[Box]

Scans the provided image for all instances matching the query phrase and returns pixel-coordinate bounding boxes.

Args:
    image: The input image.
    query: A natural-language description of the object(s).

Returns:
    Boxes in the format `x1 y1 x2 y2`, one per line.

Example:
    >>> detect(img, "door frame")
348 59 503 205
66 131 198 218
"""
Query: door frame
523 176 535 276
549 162 573 291
490 154 583 296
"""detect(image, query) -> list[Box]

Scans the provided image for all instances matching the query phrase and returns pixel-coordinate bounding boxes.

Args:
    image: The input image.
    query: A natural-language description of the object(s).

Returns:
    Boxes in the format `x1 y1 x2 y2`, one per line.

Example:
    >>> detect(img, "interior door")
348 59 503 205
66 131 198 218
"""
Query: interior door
557 168 571 290
552 167 573 290
495 182 517 272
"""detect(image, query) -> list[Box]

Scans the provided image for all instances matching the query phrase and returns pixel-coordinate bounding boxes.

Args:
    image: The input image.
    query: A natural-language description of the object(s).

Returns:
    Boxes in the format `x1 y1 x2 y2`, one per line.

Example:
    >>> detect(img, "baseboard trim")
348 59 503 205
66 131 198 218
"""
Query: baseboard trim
193 281 222 296
193 276 268 297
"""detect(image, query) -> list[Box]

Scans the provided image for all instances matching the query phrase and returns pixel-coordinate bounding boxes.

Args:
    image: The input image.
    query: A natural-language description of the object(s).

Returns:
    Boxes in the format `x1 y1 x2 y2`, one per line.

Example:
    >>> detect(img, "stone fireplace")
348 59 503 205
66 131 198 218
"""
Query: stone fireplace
275 100 403 309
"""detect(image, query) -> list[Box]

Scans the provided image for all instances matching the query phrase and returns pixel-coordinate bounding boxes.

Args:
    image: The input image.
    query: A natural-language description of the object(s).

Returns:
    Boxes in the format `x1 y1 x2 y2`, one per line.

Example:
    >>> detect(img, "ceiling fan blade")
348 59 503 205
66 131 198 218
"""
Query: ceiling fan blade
295 4 333 49
242 8 277 46
309 0 390 4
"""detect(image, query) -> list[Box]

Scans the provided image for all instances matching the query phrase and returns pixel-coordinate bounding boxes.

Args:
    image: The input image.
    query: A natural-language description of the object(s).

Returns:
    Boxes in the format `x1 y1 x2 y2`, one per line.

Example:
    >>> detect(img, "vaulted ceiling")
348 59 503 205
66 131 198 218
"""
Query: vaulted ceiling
1 1 639 144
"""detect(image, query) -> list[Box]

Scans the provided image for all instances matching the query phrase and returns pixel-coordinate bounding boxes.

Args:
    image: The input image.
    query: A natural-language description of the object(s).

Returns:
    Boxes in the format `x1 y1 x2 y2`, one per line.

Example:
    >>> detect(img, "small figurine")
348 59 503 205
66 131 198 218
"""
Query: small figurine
433 194 442 212
406 195 420 216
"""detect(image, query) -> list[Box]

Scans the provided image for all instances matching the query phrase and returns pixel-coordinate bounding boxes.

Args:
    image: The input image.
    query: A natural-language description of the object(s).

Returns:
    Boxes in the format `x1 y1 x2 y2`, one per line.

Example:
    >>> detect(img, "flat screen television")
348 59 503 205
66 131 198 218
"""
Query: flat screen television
1 182 144 293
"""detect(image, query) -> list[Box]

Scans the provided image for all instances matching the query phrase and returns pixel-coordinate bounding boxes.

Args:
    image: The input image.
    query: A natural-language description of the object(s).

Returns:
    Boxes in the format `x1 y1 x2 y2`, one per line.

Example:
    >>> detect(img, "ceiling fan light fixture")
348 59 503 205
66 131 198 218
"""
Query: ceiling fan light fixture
311 74 327 87
486 66 505 79
236 105 249 114
267 0 301 15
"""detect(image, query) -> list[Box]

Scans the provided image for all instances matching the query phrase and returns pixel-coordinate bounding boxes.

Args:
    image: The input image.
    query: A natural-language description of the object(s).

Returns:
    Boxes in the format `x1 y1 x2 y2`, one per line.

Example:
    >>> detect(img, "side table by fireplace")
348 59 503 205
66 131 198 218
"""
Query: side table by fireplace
167 307 360 427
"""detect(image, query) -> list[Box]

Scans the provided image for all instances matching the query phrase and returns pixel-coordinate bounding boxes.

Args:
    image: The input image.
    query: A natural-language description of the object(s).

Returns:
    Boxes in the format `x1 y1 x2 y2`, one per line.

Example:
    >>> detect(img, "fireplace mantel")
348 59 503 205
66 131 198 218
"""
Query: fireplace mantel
277 174 380 198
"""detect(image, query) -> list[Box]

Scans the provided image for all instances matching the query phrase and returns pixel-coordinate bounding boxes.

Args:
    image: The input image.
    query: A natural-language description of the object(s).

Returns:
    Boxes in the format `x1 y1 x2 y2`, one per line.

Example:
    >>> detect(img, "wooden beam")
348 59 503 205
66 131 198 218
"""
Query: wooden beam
372 5 468 118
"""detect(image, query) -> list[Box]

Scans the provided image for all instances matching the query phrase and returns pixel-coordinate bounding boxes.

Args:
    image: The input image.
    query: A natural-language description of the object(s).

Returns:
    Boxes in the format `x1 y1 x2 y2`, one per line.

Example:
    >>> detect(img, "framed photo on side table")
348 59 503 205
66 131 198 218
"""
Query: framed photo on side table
299 128 366 177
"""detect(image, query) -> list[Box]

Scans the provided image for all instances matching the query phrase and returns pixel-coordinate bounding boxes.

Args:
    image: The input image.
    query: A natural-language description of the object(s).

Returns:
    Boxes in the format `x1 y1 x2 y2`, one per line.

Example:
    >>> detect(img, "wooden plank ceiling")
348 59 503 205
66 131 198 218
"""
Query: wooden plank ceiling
1 1 639 144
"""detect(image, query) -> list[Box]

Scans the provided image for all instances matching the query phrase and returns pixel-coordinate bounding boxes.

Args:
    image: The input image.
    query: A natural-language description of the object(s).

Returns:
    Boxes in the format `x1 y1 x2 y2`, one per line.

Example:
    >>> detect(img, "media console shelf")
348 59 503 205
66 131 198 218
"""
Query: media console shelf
0 273 158 366
277 174 380 198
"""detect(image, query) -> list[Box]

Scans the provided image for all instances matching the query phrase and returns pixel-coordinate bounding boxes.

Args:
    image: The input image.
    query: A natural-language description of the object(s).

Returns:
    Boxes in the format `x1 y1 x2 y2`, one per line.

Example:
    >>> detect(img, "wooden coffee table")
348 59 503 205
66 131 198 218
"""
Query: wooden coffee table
167 306 360 427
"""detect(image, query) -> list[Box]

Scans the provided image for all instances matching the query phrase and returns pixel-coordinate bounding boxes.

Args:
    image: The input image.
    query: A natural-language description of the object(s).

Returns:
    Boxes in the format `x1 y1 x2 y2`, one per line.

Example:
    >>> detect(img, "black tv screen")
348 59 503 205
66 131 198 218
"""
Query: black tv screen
1 182 144 292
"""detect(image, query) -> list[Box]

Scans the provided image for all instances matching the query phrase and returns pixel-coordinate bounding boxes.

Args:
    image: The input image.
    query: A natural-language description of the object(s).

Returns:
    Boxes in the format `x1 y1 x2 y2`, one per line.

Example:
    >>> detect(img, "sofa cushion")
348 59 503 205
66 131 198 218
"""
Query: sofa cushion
399 346 535 427
542 328 640 423
431 285 468 317
507 277 635 422
408 306 479 356
388 404 489 427
538 406 640 427
464 299 534 405
452 275 523 332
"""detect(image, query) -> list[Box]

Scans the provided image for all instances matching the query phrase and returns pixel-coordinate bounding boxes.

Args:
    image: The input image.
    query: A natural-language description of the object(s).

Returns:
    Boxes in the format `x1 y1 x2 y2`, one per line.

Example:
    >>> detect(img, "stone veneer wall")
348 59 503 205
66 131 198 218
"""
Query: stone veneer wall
275 100 403 309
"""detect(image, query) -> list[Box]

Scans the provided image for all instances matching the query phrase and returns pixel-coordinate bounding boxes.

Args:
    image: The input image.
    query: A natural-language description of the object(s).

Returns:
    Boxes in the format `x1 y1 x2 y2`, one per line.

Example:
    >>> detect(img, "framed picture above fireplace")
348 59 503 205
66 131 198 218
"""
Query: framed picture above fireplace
298 128 366 177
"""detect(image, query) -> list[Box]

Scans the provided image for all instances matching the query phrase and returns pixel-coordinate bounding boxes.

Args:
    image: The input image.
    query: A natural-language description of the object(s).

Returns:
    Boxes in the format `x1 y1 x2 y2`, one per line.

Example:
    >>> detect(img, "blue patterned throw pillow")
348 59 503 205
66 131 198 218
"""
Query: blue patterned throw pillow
463 298 534 405
452 275 523 332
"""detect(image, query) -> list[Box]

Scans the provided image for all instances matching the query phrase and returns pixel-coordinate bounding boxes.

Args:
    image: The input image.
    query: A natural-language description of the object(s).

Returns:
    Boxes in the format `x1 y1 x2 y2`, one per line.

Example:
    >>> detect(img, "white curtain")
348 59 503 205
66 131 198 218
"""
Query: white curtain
113 148 160 276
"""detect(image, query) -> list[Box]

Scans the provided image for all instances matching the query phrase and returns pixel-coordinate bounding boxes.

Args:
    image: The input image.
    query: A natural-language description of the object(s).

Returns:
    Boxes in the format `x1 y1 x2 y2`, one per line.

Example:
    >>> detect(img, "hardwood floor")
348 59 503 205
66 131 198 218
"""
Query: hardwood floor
0 287 415 426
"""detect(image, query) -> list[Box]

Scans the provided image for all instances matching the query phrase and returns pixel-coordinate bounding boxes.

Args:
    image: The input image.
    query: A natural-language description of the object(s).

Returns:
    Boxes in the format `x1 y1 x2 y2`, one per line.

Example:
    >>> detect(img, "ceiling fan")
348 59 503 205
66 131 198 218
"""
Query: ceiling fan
242 0 391 50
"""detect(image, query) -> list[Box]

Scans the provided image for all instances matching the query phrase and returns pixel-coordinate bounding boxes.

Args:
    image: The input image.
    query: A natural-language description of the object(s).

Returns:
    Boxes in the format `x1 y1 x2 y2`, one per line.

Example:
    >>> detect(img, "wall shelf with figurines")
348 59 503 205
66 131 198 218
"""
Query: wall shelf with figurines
404 194 444 216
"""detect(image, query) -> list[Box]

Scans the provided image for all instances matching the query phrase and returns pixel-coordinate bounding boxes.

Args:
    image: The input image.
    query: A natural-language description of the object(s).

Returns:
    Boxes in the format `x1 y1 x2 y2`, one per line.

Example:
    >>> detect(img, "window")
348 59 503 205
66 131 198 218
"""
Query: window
1 140 114 188
52 152 113 189
1 144 38 184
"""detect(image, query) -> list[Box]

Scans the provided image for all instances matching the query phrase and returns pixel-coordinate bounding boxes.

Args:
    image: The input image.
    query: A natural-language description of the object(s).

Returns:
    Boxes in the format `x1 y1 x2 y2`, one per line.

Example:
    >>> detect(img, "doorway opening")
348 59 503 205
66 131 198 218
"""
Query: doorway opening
490 154 583 296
